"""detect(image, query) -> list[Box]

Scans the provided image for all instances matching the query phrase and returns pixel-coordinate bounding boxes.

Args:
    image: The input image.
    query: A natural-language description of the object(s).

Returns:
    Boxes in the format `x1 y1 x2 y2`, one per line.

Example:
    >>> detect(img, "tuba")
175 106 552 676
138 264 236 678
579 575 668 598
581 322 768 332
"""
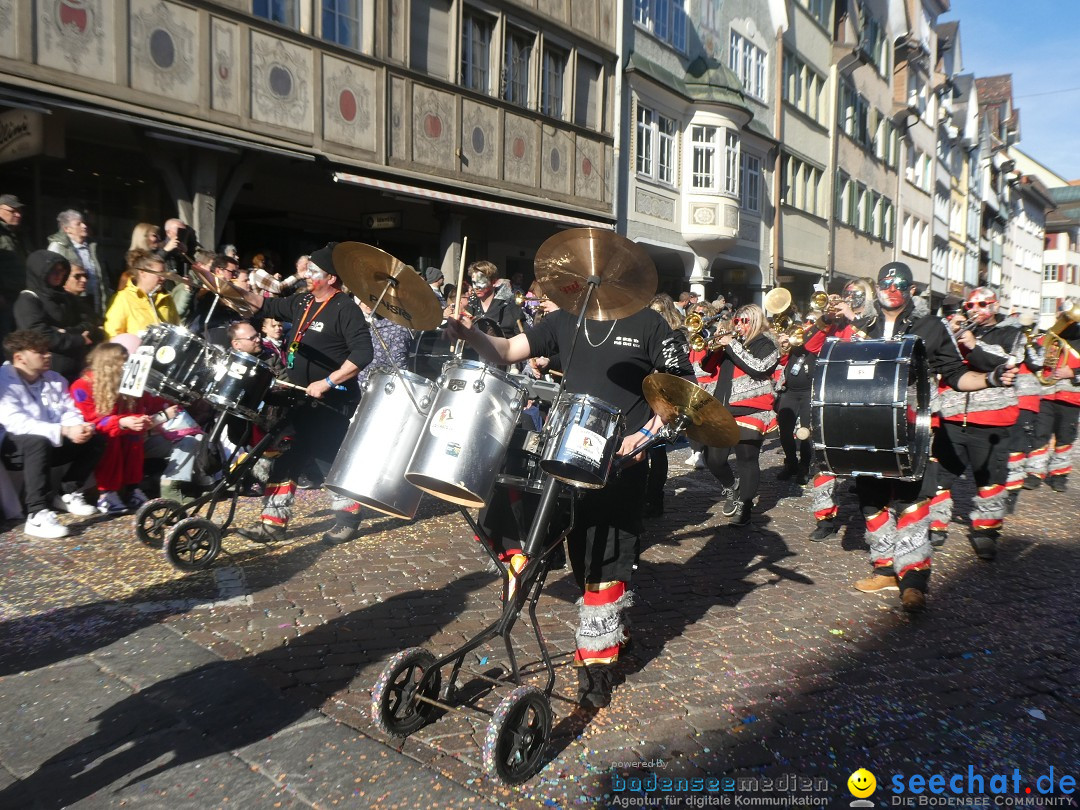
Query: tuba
1037 302 1080 386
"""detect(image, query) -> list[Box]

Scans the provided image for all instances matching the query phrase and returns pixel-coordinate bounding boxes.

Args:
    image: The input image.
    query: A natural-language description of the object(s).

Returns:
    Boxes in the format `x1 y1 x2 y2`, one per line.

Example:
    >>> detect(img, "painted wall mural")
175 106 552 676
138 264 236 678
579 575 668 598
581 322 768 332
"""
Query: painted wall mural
504 114 538 188
0 0 17 59
323 55 377 152
211 18 240 115
411 85 455 171
38 0 114 81
130 0 198 104
250 31 312 132
460 100 499 180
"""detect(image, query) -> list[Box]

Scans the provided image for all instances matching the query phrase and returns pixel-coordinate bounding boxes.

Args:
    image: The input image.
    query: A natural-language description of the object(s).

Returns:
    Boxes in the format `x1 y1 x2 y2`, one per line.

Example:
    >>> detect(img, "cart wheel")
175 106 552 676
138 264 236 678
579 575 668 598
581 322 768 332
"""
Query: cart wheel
165 517 222 571
135 499 185 547
482 685 551 784
371 648 441 737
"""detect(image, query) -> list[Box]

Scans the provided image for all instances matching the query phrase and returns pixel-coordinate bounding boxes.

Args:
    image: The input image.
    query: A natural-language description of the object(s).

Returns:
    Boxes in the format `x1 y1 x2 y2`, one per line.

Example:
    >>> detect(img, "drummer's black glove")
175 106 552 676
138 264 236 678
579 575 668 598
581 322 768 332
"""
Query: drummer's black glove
986 363 1011 387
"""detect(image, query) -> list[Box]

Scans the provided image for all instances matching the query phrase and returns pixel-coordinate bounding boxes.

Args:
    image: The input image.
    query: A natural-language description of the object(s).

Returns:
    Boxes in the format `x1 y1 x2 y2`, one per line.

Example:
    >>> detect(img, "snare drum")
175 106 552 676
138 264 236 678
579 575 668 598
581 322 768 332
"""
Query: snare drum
205 349 276 421
405 359 527 507
540 394 622 489
325 368 438 519
139 324 210 405
811 336 931 480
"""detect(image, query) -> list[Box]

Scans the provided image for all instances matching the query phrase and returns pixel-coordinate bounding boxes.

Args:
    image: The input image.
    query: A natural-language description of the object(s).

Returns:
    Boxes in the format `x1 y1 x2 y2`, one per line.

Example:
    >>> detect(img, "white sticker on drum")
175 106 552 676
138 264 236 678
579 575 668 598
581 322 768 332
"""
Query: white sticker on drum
847 365 876 380
119 353 153 397
228 362 248 379
429 407 456 436
566 424 605 465
155 346 176 365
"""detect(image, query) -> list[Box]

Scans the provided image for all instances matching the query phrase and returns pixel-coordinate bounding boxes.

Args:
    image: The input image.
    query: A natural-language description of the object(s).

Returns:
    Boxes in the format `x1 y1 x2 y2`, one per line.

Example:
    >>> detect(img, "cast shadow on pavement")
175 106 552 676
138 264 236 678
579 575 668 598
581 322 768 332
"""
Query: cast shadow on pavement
0 570 496 810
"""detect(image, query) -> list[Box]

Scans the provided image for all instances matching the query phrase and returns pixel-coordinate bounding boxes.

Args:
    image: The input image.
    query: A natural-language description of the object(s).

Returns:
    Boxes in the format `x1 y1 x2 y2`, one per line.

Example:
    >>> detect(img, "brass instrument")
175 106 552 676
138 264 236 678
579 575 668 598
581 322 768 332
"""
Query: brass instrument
685 311 726 351
1037 302 1080 386
689 326 737 352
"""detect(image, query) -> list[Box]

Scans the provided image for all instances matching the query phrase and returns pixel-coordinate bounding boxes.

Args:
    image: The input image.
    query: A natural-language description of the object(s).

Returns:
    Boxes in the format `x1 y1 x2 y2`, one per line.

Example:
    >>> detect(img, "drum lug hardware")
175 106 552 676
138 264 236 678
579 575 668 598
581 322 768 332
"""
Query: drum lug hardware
472 379 486 393
449 378 466 392
419 397 432 410
384 381 396 395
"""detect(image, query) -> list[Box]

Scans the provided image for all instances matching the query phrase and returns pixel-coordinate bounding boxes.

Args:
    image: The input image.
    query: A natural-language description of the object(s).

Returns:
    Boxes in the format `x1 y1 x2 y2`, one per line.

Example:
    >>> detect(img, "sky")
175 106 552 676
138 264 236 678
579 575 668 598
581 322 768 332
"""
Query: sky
939 0 1080 182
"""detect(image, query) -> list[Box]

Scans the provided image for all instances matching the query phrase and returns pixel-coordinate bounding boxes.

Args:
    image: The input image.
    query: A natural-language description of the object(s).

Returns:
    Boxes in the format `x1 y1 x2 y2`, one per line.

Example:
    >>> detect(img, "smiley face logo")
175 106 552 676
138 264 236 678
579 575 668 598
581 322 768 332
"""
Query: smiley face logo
848 768 876 798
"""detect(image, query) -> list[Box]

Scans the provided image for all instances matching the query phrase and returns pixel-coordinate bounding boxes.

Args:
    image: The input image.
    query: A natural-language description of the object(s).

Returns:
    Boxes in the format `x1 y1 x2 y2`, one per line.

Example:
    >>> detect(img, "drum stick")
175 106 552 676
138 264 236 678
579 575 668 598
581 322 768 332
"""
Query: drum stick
453 236 468 358
271 378 310 393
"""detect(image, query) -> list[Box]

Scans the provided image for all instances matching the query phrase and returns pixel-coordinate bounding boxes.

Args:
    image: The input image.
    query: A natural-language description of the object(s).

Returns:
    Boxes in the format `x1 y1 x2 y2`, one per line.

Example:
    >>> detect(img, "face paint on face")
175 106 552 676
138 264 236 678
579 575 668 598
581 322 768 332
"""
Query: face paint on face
470 272 492 293
964 291 998 325
877 265 913 311
844 287 866 311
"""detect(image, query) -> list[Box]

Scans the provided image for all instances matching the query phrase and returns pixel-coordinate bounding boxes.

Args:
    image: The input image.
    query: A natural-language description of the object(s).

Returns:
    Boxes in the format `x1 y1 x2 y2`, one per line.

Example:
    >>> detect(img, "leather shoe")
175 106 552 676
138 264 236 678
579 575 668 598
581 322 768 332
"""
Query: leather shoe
1022 474 1043 490
809 520 838 541
237 523 285 544
929 530 947 547
854 573 899 592
901 588 926 613
1048 476 1068 493
969 534 996 561
322 522 363 545
576 665 615 709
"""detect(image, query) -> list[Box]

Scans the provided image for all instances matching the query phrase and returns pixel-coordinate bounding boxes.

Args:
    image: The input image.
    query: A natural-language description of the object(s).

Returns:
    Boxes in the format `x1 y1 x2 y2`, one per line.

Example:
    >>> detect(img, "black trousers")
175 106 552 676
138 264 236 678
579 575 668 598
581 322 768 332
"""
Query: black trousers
704 439 763 501
1035 399 1080 457
645 444 667 505
1 432 107 515
776 387 812 468
934 421 1012 488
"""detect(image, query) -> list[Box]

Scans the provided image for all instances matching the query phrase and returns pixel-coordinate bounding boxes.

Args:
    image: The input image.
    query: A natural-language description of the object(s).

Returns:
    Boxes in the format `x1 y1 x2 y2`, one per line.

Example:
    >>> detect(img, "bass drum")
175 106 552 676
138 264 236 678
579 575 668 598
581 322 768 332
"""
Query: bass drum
811 335 931 480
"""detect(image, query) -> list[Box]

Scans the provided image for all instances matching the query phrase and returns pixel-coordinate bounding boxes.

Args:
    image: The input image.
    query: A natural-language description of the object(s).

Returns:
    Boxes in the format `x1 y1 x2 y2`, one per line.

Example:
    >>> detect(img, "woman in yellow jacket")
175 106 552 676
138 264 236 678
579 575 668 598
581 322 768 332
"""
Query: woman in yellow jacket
103 249 180 338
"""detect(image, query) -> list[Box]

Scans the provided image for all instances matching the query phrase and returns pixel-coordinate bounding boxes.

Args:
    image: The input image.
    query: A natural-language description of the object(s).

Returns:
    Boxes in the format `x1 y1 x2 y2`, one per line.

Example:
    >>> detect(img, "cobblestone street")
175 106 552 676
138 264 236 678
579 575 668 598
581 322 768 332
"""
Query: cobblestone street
1 440 1078 809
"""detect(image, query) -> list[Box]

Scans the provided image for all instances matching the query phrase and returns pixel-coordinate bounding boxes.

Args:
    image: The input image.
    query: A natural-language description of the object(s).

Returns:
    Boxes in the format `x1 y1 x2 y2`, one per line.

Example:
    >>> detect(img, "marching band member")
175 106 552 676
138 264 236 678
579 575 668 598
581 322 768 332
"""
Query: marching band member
701 304 779 526
1026 305 1080 492
807 278 877 541
235 243 373 546
850 263 1015 612
463 261 523 339
445 301 692 710
926 288 1022 561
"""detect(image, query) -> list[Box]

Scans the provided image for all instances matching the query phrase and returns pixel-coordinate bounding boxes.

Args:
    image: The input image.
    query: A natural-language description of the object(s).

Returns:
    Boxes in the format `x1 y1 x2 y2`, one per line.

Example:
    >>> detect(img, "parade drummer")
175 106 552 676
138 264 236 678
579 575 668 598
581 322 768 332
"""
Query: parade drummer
850 262 1016 613
235 243 373 546
445 304 693 710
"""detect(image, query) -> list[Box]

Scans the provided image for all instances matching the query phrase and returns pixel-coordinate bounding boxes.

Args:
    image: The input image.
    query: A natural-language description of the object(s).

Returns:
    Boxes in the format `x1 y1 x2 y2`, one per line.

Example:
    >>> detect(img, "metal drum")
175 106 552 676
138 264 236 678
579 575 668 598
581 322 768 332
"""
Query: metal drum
325 368 437 519
495 428 546 493
811 335 931 480
405 359 527 508
205 349 276 421
540 393 622 489
139 324 210 405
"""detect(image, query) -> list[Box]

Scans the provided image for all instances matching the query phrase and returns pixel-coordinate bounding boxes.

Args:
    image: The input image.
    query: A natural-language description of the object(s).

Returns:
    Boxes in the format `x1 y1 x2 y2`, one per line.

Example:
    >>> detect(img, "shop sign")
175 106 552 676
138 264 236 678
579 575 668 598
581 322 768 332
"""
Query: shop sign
0 110 45 165
364 212 401 230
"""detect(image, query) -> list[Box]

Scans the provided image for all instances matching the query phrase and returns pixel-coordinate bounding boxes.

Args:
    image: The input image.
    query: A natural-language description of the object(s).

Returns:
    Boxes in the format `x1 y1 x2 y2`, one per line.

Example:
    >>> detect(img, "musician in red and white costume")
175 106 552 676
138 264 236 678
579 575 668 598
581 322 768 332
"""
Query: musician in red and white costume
1004 319 1044 512
1026 307 1080 492
926 288 1022 561
805 278 877 542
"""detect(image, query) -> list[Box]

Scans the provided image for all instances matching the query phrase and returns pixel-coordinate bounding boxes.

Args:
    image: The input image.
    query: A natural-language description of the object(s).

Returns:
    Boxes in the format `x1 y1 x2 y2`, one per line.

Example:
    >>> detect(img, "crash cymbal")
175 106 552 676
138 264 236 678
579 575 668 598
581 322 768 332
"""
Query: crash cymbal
141 266 194 287
190 265 249 301
642 373 739 448
332 242 442 330
534 229 657 321
218 295 257 318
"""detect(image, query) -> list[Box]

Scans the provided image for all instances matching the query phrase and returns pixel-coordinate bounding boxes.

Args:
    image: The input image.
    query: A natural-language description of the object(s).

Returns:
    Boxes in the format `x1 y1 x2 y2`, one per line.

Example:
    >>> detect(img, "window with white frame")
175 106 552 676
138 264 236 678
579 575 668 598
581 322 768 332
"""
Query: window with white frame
740 152 761 213
798 0 830 28
658 115 677 184
461 10 493 93
724 131 739 194
541 45 567 119
691 125 718 189
1044 264 1059 282
782 51 825 126
729 31 767 101
502 27 533 107
859 14 890 75
634 0 686 51
322 0 361 49
254 0 299 27
636 106 654 177
638 107 678 184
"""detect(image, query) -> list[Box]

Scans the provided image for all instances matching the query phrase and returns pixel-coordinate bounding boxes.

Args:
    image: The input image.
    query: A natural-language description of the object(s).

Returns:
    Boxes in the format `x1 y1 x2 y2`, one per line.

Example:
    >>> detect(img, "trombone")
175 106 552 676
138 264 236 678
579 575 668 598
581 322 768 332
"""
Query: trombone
1037 302 1080 386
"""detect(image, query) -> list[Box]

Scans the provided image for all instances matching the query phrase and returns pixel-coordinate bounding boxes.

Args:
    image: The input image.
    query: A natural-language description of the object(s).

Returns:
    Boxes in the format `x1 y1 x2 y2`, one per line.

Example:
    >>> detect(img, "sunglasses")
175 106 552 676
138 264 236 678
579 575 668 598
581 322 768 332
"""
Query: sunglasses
880 279 911 291
735 317 751 325
963 300 995 310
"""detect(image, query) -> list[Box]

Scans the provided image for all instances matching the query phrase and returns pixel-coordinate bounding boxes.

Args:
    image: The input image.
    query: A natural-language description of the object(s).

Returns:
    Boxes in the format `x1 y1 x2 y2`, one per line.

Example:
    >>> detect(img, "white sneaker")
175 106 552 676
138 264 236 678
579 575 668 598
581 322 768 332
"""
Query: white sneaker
24 509 70 539
127 488 149 509
57 491 99 517
695 455 707 470
685 451 702 468
97 491 130 515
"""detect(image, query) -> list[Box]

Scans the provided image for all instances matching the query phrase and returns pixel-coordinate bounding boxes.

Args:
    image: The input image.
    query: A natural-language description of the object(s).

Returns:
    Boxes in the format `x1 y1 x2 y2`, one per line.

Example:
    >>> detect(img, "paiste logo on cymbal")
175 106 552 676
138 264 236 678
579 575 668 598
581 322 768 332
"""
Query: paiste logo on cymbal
367 294 413 323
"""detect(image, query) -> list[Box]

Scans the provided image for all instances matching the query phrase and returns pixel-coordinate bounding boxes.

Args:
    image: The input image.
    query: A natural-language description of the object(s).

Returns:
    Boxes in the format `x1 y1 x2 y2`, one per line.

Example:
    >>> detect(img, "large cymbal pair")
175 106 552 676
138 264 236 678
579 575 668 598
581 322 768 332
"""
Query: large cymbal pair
534 229 657 321
188 265 258 318
332 243 442 331
643 374 739 448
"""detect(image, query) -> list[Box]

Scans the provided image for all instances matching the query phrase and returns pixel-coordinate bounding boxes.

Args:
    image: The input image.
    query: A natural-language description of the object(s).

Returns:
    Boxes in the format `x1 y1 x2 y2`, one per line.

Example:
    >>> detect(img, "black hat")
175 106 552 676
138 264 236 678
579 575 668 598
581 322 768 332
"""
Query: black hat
878 261 914 287
309 242 339 277
0 194 23 209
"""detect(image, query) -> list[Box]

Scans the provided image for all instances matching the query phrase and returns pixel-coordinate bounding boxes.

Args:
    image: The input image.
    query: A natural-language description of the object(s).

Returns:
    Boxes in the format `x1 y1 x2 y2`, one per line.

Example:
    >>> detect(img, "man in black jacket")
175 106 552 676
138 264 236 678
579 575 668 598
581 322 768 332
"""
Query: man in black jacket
851 263 1016 612
0 194 28 341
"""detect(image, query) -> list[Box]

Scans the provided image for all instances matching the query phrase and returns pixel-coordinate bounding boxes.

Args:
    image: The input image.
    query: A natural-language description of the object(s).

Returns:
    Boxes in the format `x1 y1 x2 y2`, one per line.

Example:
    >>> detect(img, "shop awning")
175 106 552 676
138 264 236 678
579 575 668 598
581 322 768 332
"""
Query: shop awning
332 172 613 229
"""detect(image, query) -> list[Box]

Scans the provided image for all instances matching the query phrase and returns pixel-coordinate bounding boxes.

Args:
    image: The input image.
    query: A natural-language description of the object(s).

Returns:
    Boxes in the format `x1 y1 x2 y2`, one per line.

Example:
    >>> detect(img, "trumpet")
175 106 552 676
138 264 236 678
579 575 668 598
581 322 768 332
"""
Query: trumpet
688 326 737 352
685 310 724 333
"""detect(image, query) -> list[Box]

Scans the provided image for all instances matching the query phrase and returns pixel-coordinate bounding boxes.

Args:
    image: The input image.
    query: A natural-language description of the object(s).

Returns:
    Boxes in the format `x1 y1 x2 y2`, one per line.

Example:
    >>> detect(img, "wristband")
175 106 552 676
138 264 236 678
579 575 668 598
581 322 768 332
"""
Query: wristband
638 427 654 439
325 376 347 391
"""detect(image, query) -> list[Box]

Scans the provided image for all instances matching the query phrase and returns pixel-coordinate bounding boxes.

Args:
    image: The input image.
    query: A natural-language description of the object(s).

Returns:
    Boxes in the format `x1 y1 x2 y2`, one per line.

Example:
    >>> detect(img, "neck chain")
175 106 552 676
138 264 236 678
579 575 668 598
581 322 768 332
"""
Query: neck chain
584 319 618 348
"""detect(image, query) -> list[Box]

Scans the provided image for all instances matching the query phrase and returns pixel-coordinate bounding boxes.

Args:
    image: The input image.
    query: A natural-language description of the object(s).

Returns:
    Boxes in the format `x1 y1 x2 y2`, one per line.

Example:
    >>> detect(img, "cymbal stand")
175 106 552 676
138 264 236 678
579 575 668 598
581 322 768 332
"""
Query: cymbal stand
366 276 425 415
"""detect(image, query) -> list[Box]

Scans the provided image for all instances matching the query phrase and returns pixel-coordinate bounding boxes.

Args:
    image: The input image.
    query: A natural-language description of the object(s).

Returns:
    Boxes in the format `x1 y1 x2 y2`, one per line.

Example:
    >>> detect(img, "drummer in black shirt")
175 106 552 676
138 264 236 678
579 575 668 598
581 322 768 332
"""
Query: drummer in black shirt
235 243 373 545
851 262 1015 613
446 304 692 709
